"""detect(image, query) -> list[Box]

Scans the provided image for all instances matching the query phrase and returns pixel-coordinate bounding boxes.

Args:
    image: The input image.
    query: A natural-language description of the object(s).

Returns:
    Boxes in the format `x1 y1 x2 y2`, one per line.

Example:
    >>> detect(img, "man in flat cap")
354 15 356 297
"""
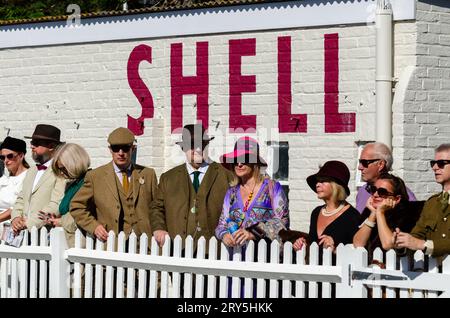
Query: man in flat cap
11 124 66 234
70 127 157 242
150 124 233 247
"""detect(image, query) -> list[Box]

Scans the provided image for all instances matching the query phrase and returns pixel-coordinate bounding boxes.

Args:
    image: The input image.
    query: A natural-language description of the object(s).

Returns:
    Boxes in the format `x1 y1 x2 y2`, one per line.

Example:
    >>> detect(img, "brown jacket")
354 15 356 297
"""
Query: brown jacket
411 193 450 257
150 162 233 242
70 162 157 237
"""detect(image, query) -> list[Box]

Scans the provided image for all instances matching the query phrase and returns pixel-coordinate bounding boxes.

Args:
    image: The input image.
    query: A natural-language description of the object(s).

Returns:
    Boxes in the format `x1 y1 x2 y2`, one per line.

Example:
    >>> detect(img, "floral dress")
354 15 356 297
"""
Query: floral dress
215 177 289 240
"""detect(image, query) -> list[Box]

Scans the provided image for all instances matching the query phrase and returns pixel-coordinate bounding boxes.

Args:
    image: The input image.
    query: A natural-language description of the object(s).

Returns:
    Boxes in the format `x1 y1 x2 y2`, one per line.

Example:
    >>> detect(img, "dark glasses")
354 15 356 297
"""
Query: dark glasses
359 159 380 168
0 153 18 161
110 144 132 153
430 160 450 169
366 184 396 198
31 139 53 147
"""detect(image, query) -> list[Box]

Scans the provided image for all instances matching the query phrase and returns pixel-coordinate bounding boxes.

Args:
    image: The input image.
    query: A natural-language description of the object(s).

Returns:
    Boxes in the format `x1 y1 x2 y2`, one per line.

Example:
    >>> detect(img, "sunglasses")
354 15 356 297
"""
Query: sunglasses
110 144 132 153
430 160 450 169
31 139 53 147
358 159 381 168
366 184 396 198
0 153 18 161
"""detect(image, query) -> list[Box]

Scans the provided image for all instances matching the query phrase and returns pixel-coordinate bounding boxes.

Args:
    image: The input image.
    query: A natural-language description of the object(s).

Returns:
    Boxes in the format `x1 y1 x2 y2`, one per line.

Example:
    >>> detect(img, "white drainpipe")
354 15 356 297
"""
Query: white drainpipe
376 0 393 149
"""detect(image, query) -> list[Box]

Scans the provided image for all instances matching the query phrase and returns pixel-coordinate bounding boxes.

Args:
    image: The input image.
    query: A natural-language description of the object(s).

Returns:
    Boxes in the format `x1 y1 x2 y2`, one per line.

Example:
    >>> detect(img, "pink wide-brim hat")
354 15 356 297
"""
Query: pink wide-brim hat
220 136 267 170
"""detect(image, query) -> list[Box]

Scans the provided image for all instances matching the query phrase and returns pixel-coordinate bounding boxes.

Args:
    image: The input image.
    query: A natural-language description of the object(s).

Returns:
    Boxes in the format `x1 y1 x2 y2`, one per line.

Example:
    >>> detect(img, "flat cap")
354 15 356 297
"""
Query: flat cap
107 127 135 145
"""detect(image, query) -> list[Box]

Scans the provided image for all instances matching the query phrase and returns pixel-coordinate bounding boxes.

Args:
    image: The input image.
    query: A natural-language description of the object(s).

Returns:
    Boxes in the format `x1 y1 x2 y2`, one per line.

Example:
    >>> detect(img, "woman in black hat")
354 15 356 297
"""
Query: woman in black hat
0 137 30 223
293 160 360 252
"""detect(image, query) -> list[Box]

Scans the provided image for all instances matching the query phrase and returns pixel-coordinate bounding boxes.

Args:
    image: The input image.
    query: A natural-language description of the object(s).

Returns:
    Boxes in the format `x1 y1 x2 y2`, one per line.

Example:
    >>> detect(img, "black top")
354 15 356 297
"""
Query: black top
309 205 361 246
361 200 425 254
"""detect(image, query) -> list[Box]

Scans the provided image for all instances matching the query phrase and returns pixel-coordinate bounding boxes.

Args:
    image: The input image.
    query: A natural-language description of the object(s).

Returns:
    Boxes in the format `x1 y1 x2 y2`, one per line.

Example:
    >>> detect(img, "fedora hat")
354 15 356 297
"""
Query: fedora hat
175 124 214 151
0 136 27 154
306 160 351 195
220 136 267 170
24 124 61 143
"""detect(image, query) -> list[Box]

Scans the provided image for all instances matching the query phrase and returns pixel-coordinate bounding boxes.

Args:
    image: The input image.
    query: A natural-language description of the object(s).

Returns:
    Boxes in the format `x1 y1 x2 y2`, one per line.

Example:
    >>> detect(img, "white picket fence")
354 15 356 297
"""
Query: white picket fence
0 226 450 298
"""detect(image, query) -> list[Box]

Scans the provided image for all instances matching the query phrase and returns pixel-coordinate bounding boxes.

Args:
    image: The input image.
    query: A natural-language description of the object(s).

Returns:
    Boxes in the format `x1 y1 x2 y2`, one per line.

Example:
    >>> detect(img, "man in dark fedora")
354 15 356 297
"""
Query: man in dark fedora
70 127 157 242
150 123 233 247
11 124 66 233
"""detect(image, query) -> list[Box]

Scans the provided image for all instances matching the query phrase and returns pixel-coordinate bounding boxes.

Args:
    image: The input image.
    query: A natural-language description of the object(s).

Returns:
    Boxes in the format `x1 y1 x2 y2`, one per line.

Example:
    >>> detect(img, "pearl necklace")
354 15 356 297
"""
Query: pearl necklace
321 203 346 217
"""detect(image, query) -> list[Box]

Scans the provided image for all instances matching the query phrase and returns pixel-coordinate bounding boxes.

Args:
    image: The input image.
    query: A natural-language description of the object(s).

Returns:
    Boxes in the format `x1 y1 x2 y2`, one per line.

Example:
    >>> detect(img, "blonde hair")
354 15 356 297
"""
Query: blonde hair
329 181 348 203
52 143 90 179
229 164 264 187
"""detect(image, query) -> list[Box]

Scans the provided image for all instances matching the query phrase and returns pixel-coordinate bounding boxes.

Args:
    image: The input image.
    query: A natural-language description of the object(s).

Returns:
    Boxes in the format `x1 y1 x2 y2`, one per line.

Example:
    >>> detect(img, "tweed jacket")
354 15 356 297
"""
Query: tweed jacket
69 162 157 237
150 162 233 241
11 165 66 230
411 193 450 257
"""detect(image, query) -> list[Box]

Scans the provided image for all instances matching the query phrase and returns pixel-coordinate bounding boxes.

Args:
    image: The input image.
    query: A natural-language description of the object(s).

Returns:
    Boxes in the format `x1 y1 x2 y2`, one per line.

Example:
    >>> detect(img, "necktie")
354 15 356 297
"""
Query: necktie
441 191 449 210
192 171 201 193
36 164 47 171
121 171 129 193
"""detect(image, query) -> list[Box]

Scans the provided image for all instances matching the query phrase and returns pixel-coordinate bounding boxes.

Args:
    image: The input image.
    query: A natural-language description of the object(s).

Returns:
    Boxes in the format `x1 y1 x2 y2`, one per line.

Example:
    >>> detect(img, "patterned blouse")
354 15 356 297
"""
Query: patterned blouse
215 177 289 240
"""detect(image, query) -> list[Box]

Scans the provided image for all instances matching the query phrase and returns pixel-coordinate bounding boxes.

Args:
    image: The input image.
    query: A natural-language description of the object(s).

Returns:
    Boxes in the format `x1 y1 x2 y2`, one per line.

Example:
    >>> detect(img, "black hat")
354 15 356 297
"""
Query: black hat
175 124 214 151
24 124 61 143
0 137 27 154
306 160 351 195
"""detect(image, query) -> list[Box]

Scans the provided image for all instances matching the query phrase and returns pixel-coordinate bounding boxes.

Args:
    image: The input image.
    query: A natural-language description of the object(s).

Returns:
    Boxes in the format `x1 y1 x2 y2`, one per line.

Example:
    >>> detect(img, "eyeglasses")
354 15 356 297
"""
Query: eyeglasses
0 153 18 161
359 159 381 168
366 184 396 198
110 144 132 153
430 160 450 169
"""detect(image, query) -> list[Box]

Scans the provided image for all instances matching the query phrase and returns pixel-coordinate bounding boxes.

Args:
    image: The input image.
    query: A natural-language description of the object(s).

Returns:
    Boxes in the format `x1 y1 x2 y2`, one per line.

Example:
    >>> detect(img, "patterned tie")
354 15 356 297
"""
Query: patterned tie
441 191 449 211
121 171 129 193
192 171 201 193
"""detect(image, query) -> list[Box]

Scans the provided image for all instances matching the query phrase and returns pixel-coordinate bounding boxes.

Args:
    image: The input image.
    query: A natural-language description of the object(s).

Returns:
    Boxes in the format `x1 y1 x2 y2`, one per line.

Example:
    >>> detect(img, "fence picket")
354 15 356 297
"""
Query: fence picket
172 236 182 298
219 242 229 298
269 241 280 298
183 236 194 298
195 237 206 298
39 227 48 298
231 245 242 298
371 248 384 298
207 237 218 298
256 240 267 298
94 238 105 298
126 232 137 298
441 256 450 297
115 232 126 298
385 250 397 298
105 231 115 298
427 256 439 298
399 254 409 298
282 242 293 298
160 235 170 298
137 234 149 298
321 247 332 298
308 243 319 298
19 230 29 298
148 236 159 298
84 234 94 298
294 245 306 298
0 253 7 298
412 251 425 298
11 258 18 298
29 227 38 298
244 241 255 298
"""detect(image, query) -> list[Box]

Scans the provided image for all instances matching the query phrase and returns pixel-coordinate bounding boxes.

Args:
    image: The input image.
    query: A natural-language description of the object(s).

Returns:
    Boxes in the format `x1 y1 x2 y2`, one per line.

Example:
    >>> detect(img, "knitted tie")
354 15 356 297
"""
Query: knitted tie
441 191 449 210
192 171 201 193
121 171 129 193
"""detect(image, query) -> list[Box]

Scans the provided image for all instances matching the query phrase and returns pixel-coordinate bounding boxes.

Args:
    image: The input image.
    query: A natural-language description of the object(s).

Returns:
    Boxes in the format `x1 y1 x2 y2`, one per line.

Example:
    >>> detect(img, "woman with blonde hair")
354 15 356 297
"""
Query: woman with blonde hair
215 136 289 247
39 143 90 247
293 161 360 252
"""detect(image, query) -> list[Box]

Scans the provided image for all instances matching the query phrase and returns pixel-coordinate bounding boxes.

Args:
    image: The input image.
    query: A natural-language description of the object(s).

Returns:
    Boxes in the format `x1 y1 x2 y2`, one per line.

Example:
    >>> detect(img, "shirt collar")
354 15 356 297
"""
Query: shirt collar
113 162 132 173
186 160 210 175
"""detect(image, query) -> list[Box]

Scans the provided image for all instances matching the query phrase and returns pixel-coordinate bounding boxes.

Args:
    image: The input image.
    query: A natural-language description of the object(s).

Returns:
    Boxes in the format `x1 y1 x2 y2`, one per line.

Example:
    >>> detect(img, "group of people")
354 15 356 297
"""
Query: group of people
0 123 449 261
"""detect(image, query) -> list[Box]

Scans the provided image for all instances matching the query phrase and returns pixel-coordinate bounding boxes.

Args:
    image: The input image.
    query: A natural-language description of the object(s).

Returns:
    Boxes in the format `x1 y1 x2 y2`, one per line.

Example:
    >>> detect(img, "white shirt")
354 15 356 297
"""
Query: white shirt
32 159 53 191
186 161 210 186
0 170 28 213
113 162 132 186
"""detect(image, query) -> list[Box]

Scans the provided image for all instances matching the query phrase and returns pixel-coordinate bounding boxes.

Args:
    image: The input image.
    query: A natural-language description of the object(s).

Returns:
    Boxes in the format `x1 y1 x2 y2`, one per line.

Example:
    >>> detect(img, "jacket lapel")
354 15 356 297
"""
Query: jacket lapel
179 164 190 202
132 166 141 204
197 162 218 197
32 167 52 194
103 162 119 201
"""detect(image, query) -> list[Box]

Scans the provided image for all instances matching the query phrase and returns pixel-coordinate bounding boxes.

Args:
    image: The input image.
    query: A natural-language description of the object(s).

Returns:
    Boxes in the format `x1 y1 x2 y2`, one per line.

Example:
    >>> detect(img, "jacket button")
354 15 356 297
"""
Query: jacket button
442 233 447 238
444 217 447 222
115 219 118 223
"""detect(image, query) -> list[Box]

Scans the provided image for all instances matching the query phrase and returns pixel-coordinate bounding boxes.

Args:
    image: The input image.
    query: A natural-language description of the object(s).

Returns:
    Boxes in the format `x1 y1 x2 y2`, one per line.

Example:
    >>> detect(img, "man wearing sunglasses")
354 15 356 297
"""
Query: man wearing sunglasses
395 143 450 257
150 124 233 248
356 142 416 213
70 127 157 242
11 124 66 234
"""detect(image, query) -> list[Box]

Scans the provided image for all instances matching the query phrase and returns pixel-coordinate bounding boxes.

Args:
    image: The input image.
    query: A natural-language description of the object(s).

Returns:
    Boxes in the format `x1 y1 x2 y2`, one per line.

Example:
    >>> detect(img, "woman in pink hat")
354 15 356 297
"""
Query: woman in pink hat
293 160 360 253
215 136 289 247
